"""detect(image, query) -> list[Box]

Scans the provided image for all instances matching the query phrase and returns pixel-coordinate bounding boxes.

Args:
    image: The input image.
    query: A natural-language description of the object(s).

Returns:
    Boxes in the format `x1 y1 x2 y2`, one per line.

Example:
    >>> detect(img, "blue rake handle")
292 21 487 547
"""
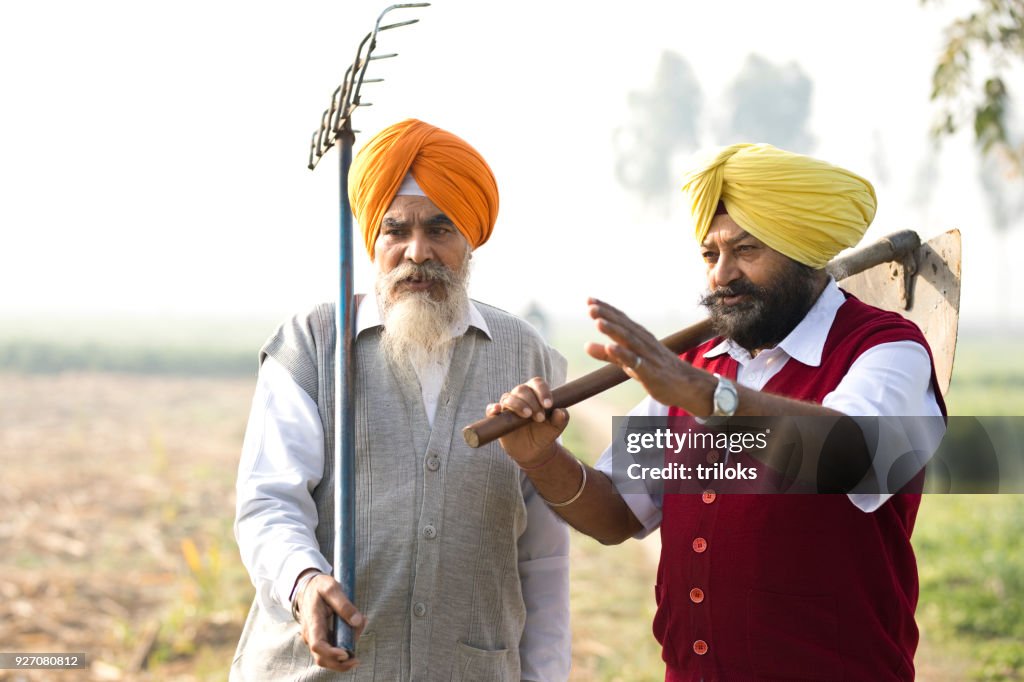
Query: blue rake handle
307 2 430 655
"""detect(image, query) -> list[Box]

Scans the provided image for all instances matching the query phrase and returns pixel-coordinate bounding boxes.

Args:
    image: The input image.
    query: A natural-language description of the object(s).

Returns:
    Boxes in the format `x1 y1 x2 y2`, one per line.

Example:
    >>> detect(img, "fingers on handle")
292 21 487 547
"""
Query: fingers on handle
500 384 545 418
303 576 366 671
549 408 570 430
317 577 365 631
525 376 554 408
310 639 360 672
303 606 354 669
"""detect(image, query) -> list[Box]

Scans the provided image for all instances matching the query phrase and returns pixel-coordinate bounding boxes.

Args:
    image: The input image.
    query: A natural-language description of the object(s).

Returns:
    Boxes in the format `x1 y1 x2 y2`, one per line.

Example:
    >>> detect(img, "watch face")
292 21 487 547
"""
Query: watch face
715 379 739 415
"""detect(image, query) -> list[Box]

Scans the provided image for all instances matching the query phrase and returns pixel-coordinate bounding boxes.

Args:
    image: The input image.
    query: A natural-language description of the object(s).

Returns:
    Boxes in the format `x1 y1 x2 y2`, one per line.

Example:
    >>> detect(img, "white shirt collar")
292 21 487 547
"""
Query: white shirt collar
703 277 846 367
355 294 491 341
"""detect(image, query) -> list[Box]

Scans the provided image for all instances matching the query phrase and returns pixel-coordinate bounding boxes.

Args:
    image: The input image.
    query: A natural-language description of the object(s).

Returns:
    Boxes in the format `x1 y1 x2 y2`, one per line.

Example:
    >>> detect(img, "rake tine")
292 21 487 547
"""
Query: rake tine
326 85 344 134
306 3 430 189
308 131 319 170
379 18 420 30
379 2 431 15
329 89 350 139
343 4 430 126
317 110 332 151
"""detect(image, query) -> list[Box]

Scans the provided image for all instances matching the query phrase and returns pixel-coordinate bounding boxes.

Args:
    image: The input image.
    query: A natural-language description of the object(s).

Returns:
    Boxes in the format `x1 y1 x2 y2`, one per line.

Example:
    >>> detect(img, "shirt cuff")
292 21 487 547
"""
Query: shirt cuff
276 551 332 611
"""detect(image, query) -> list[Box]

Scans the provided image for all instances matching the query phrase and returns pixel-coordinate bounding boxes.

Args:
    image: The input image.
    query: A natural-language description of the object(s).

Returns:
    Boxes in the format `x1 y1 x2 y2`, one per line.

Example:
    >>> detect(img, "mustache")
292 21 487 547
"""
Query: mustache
699 279 764 307
381 260 459 291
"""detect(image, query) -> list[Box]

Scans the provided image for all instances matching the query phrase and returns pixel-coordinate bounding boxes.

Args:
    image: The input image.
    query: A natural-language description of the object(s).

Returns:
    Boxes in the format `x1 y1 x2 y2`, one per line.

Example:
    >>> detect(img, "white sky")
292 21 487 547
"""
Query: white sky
1 0 1020 330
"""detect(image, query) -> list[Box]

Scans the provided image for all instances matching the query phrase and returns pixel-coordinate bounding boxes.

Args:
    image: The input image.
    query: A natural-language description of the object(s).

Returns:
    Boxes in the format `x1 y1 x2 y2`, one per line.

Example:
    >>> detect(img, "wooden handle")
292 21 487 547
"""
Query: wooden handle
462 320 715 447
461 229 923 449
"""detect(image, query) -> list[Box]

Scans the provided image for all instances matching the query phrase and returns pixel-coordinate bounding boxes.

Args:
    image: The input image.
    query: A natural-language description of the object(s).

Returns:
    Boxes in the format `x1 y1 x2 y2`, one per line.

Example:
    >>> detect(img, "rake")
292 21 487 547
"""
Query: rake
307 2 429 654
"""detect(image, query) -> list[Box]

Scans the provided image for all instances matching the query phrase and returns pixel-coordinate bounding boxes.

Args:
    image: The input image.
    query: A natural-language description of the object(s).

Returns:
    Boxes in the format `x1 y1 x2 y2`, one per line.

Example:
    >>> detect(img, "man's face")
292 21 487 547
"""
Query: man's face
373 194 471 303
373 194 472 369
699 214 820 352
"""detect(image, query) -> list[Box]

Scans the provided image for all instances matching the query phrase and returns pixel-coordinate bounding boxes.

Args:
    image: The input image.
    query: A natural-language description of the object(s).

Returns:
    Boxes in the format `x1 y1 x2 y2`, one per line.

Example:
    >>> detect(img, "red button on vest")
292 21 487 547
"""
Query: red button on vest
693 640 708 655
706 450 719 464
689 587 704 603
702 490 716 504
692 537 707 553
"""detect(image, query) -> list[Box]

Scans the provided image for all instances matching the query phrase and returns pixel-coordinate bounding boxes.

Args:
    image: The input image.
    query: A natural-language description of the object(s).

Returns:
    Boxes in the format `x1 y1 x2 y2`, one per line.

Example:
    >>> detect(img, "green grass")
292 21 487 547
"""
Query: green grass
568 535 663 682
561 377 666 681
915 496 1024 681
945 335 1024 416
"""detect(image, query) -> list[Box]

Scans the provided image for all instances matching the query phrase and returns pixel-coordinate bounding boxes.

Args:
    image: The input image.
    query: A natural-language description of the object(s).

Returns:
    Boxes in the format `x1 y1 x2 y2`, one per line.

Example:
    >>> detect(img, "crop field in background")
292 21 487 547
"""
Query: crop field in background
0 326 1020 681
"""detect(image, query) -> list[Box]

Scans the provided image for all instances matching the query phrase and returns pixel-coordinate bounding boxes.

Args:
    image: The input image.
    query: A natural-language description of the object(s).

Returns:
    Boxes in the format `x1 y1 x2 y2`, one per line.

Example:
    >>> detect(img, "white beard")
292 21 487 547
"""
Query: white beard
375 257 471 373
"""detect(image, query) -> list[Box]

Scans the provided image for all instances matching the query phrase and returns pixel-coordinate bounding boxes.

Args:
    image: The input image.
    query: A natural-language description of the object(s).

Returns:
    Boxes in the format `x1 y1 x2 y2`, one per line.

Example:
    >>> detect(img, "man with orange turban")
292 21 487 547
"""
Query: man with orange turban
232 120 570 681
490 144 946 680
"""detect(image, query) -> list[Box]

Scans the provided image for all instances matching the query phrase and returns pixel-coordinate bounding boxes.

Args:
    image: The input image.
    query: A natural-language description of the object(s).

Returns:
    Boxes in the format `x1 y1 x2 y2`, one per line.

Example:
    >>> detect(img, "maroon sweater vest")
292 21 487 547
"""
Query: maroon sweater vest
658 293 946 682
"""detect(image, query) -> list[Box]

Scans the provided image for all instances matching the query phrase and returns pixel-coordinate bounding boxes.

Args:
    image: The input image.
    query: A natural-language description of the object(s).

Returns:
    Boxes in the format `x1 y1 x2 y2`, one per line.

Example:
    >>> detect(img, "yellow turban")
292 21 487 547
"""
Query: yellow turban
348 119 499 258
681 143 877 268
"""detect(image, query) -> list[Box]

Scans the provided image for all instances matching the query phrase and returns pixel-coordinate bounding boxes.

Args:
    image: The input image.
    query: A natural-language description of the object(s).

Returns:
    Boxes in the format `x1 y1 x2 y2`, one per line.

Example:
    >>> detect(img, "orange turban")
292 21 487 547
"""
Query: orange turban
348 119 499 258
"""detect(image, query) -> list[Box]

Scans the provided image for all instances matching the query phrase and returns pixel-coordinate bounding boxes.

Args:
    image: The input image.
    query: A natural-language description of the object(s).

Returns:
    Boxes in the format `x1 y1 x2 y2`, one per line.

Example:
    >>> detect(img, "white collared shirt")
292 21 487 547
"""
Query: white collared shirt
235 297 571 681
595 278 945 533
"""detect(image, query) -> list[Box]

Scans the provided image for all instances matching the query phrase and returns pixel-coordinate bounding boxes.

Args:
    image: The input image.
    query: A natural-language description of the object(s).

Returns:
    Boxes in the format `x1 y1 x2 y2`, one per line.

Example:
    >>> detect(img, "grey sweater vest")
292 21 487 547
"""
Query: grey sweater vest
231 301 566 682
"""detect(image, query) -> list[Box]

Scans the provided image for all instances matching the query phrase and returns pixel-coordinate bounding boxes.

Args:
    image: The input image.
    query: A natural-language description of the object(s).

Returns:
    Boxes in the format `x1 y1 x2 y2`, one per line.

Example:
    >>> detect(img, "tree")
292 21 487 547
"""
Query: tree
719 54 815 154
927 0 1024 174
614 50 702 210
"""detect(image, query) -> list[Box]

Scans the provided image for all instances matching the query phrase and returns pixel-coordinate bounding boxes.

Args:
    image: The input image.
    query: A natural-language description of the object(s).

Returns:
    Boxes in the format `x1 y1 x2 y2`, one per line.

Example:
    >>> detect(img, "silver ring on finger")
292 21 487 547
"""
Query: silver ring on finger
634 356 644 371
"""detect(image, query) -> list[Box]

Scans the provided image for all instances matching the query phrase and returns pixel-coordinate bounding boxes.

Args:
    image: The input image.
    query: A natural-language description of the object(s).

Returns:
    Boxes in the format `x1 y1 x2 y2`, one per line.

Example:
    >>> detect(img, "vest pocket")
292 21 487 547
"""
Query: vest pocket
450 641 512 682
747 589 842 680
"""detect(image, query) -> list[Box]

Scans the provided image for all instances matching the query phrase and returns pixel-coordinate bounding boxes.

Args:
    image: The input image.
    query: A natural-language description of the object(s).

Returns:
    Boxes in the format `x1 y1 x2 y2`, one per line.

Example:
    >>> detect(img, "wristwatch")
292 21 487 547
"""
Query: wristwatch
711 373 739 418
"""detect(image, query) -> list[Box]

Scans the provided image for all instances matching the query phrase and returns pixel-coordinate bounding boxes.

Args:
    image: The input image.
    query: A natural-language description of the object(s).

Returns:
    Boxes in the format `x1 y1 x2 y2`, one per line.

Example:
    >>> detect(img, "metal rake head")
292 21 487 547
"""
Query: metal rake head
307 3 430 170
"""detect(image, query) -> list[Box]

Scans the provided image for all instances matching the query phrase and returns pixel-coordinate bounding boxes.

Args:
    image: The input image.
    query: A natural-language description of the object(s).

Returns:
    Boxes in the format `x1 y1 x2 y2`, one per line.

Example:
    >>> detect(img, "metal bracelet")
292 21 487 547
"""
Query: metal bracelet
543 459 587 508
290 571 322 624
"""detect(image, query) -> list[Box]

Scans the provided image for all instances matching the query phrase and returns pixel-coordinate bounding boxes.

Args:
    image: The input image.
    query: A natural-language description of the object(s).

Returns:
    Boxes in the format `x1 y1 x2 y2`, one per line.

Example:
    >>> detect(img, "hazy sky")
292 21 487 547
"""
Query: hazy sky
1 0 1019 329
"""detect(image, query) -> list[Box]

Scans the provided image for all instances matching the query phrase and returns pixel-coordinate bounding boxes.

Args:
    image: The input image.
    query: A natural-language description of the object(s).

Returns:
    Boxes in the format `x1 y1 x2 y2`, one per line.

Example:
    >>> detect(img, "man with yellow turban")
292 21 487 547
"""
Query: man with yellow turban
232 119 570 681
490 144 946 680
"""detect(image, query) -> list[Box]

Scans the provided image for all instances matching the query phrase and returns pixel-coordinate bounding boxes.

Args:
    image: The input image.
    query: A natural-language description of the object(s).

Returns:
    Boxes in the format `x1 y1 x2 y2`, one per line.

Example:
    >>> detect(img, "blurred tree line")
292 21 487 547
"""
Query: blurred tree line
615 1 1023 216
613 50 814 214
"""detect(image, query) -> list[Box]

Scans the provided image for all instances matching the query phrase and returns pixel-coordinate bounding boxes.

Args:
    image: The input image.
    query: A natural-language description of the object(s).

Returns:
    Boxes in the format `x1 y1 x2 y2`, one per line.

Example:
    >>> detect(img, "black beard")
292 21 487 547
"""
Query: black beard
700 260 820 352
